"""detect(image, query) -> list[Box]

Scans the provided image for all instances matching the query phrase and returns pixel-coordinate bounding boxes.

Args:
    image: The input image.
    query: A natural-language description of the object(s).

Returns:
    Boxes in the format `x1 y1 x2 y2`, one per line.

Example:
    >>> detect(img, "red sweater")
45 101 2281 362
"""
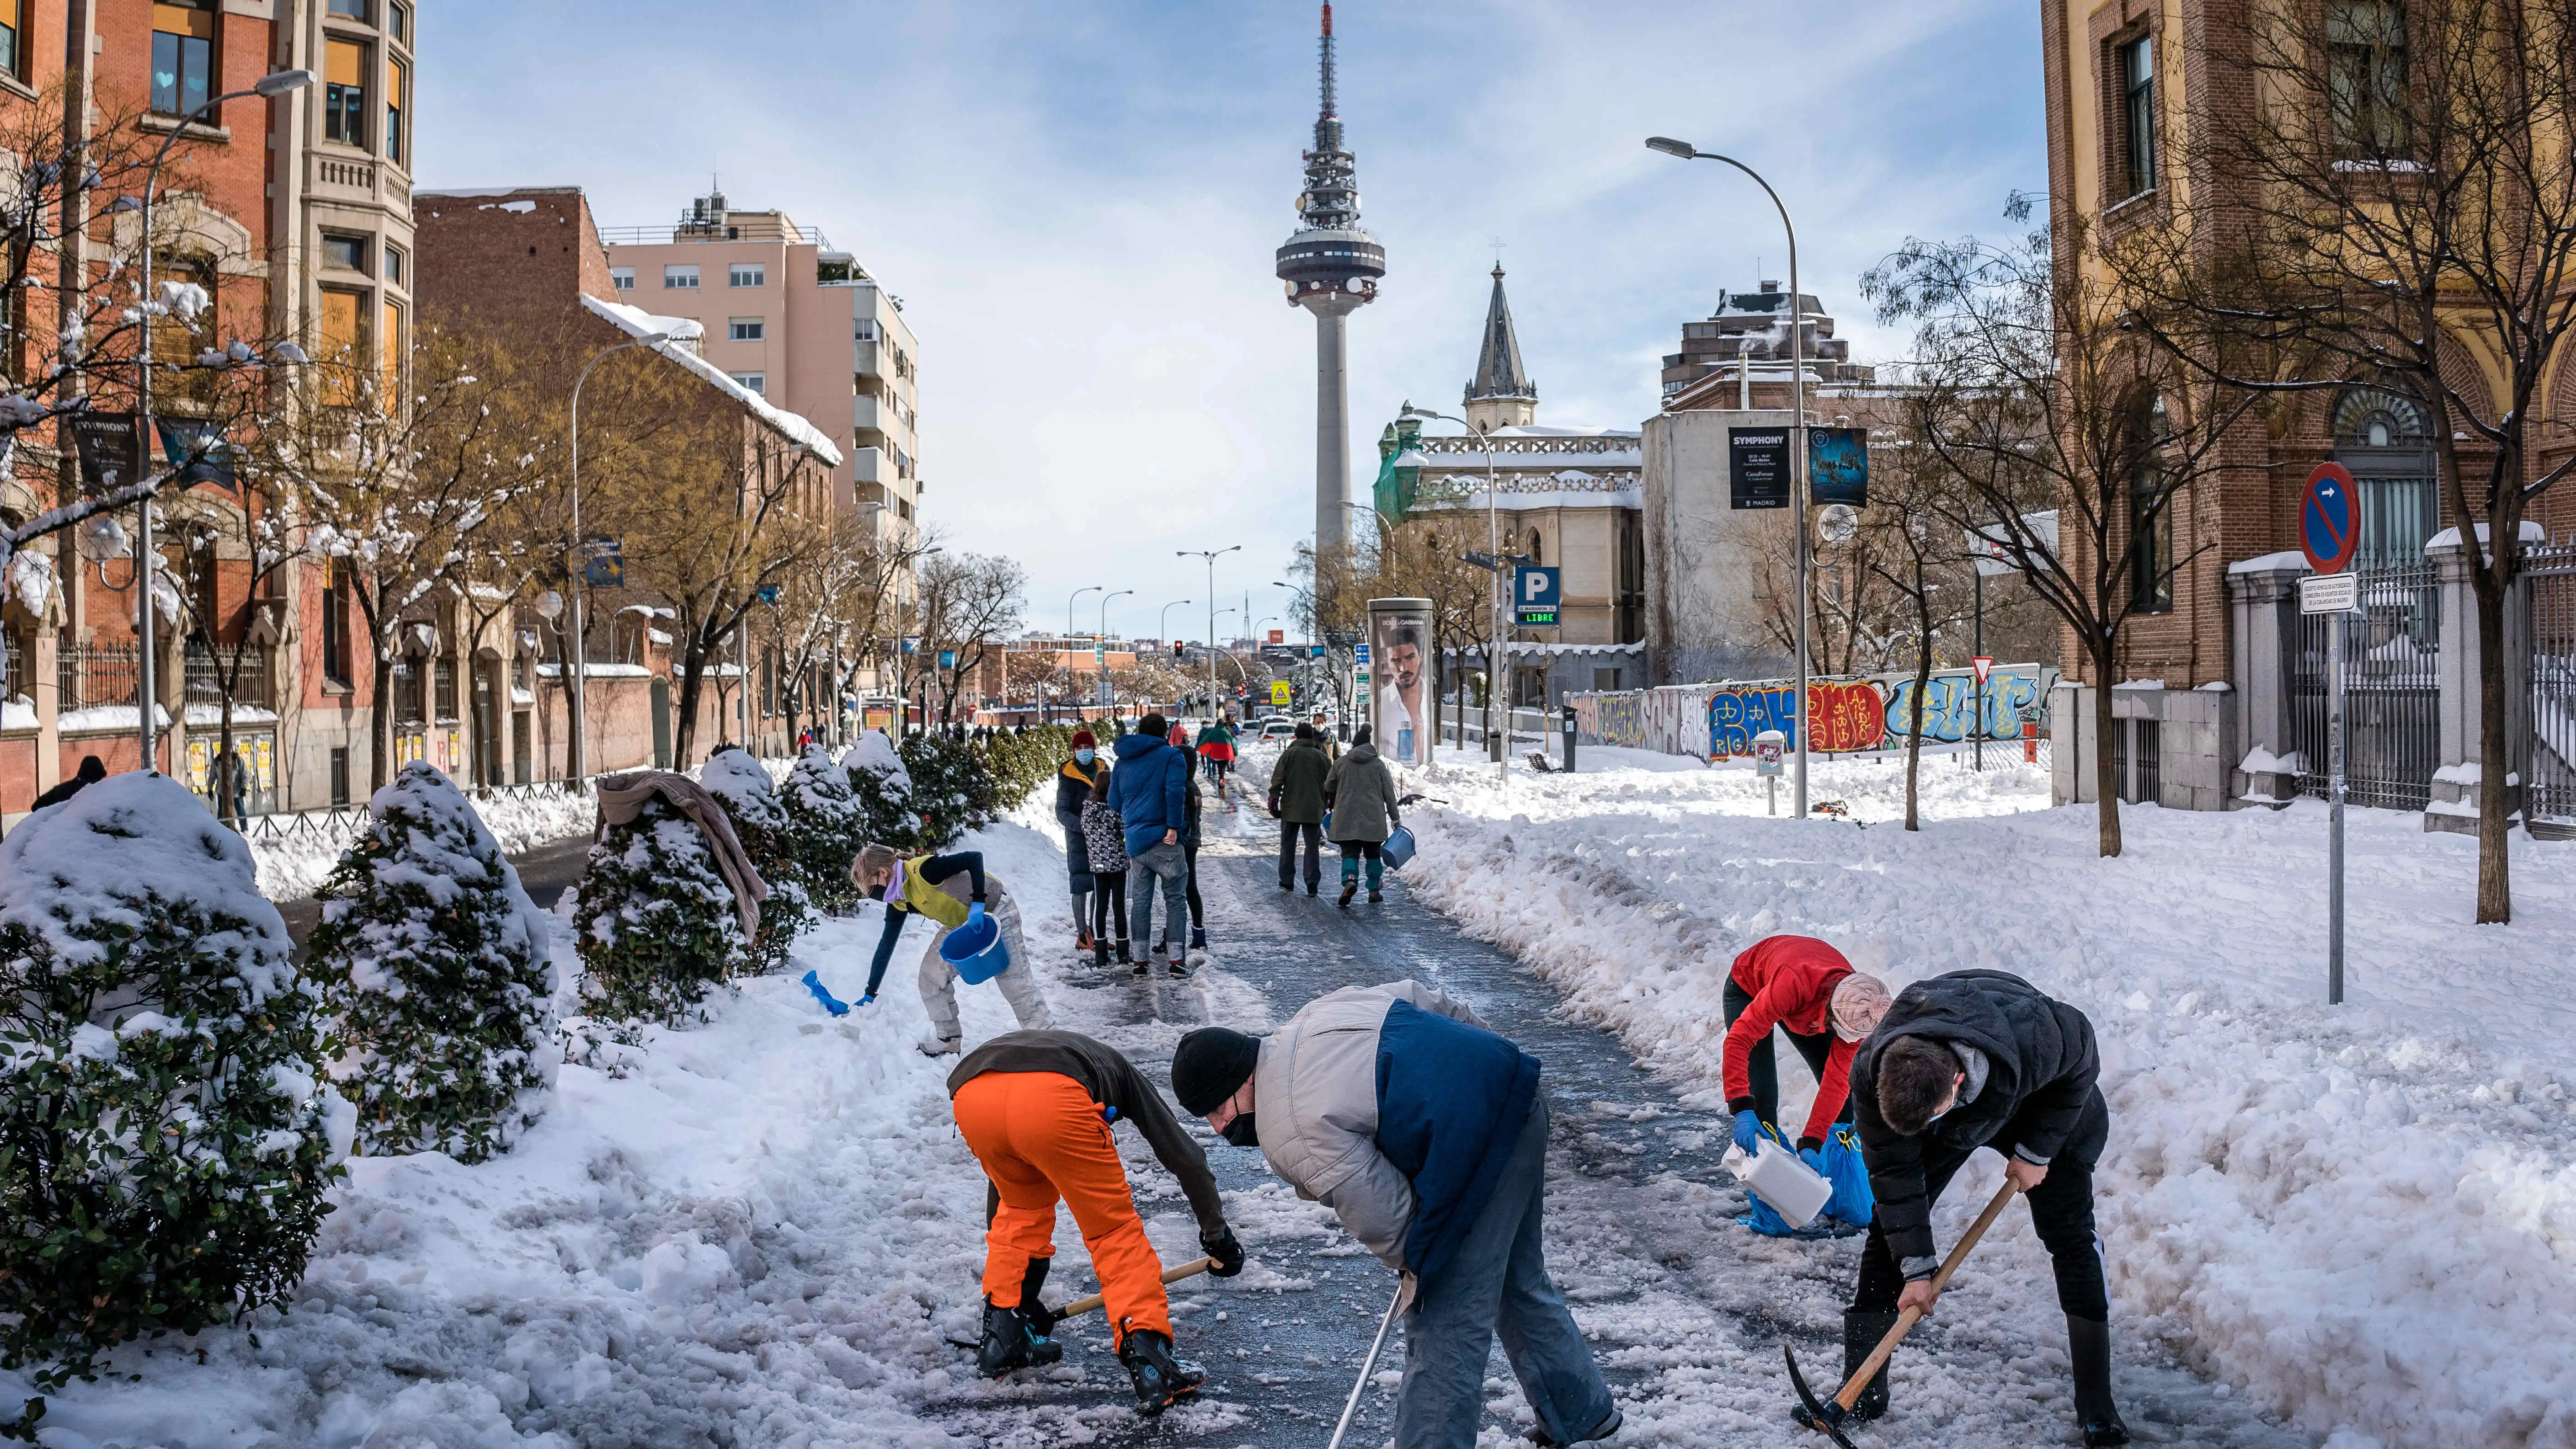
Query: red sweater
1722 935 1858 1146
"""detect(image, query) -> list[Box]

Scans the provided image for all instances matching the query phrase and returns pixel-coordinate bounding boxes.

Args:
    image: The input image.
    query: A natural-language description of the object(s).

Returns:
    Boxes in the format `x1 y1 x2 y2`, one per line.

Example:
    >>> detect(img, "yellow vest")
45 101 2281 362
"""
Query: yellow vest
897 858 976 930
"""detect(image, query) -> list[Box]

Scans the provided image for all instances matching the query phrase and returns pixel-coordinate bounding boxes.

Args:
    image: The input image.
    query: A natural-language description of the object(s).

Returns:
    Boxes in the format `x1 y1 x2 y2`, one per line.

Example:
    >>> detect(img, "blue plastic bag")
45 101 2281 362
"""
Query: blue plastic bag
1819 1123 1875 1228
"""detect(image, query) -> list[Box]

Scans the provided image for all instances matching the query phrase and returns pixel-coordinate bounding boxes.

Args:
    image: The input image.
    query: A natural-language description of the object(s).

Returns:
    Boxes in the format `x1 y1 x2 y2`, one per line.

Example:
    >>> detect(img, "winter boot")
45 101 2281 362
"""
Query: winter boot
1093 936 1111 969
1117 1324 1201 1417
2069 1316 2130 1447
922 1037 962 1059
1190 927 1207 950
976 1257 1063 1377
1795 1310 1897 1429
1526 1406 1623 1446
1115 938 1134 966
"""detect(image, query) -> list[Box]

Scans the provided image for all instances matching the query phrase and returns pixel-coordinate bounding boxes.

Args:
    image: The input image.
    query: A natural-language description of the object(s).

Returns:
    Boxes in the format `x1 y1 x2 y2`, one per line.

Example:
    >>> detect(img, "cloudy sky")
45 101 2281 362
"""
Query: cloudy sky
425 1 2043 644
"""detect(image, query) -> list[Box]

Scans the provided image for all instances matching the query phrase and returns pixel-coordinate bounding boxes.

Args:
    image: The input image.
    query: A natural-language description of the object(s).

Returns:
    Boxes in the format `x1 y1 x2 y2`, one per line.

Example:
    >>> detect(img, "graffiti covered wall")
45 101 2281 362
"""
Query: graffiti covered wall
1572 665 2054 762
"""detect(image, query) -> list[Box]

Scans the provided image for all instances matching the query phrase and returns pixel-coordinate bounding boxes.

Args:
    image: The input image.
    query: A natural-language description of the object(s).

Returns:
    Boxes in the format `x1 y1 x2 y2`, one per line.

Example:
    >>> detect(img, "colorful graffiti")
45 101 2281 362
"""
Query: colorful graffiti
1882 671 2044 743
1707 681 1888 759
1589 693 1647 749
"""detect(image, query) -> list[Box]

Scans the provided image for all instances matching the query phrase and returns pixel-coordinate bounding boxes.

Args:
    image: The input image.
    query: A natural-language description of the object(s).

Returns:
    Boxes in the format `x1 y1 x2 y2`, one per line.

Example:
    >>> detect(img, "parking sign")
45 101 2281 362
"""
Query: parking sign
1515 566 1561 626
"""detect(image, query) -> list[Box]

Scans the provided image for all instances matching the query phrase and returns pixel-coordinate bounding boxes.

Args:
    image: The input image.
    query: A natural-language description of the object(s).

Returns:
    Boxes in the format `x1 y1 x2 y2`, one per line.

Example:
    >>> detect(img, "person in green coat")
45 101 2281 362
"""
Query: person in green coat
1323 724 1402 907
1267 723 1333 895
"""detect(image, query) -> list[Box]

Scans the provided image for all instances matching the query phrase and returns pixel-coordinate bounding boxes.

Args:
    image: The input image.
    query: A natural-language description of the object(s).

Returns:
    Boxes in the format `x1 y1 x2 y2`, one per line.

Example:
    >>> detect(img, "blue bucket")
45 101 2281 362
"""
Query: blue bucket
1379 826 1418 871
939 916 1011 984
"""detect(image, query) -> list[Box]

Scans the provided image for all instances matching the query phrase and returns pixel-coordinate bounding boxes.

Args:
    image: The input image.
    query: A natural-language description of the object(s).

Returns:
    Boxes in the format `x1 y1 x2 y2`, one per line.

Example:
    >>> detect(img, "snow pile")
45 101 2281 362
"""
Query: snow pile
252 786 596 901
840 729 911 795
1396 751 2576 1449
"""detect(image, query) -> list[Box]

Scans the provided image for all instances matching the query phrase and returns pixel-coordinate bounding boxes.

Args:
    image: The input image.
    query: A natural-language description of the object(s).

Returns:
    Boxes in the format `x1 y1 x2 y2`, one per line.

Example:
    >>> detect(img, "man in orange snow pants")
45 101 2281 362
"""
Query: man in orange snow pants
948 1029 1245 1417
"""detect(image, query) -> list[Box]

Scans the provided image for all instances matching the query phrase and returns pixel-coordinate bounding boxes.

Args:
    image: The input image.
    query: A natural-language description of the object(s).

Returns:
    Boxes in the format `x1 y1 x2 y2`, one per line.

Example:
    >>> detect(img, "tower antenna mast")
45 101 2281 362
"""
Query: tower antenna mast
1276 2 1386 556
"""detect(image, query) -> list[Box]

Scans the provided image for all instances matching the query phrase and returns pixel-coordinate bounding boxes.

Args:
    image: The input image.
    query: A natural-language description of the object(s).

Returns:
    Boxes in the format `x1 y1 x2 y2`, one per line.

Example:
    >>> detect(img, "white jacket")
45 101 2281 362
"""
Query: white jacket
1254 980 1487 1268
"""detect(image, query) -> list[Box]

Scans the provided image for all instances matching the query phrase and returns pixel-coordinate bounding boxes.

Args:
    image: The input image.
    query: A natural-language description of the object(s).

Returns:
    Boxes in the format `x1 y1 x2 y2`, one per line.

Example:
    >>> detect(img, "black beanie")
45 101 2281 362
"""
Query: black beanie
1170 1028 1261 1117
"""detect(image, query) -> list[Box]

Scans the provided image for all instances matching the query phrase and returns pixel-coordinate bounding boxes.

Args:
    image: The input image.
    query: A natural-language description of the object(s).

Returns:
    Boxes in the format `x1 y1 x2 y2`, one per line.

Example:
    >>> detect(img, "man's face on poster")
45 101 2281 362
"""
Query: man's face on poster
1388 639 1422 701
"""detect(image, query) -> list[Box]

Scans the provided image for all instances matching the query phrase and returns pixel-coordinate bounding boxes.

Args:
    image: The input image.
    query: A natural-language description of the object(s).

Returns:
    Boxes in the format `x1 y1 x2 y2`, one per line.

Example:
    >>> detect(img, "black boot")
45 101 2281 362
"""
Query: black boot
1794 1309 1897 1428
1337 879 1357 907
976 1257 1063 1378
2069 1316 2130 1447
1117 1324 1201 1417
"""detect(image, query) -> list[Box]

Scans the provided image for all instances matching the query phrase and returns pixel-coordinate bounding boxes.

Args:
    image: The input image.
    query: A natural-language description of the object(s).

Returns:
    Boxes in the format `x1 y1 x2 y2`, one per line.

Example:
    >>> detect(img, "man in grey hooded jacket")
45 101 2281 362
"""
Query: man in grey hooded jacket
1171 983 1618 1449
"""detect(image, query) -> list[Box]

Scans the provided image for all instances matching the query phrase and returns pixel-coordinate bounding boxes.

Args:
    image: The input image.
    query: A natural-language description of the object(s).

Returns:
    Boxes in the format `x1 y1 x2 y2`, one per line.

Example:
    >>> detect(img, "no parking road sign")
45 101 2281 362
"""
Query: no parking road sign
2301 462 2360 575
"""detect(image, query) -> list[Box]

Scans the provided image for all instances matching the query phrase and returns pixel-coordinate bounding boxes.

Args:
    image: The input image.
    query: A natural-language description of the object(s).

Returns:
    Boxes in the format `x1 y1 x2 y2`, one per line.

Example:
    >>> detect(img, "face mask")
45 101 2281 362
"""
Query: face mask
1076 749 1096 765
1220 1113 1259 1148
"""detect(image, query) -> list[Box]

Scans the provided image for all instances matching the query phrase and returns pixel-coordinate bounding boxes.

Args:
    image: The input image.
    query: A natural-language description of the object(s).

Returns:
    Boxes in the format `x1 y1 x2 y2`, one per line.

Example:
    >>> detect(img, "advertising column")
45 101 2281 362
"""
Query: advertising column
1366 597 1434 769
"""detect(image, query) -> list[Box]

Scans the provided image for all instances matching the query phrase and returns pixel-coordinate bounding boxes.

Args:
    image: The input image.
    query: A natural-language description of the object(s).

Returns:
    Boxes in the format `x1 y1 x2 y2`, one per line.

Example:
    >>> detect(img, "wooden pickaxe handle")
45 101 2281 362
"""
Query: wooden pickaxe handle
1834 1180 2022 1412
1051 1257 1217 1322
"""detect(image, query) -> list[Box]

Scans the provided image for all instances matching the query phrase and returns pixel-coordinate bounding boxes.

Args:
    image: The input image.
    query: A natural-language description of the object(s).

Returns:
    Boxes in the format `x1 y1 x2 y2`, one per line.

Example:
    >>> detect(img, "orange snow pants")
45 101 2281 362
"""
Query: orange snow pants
951 1070 1170 1347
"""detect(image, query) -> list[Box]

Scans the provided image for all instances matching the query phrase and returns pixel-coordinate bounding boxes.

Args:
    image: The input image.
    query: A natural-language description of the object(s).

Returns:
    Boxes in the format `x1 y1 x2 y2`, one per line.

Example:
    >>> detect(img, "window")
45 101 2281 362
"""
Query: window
728 317 764 341
730 262 765 288
2328 0 2408 160
2129 396 2174 613
388 0 408 44
318 288 366 404
154 256 216 402
381 297 405 384
0 0 21 80
385 57 407 163
320 232 368 272
322 560 352 686
609 265 635 291
383 244 405 288
664 264 699 289
2119 34 2157 198
324 37 368 147
731 372 765 395
2332 385 2438 565
327 0 370 18
150 3 216 117
329 747 350 807
1593 667 1623 691
433 657 457 722
854 317 878 341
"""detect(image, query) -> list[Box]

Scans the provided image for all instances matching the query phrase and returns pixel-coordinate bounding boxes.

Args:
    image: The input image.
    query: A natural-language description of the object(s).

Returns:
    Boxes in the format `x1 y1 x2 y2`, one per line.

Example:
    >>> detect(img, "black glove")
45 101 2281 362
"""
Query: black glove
1202 1226 1245 1278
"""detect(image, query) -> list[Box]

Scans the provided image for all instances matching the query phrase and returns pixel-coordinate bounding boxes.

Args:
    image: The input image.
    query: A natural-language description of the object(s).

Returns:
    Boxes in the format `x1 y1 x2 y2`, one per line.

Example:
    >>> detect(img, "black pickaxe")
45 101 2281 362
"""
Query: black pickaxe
1785 1180 2022 1447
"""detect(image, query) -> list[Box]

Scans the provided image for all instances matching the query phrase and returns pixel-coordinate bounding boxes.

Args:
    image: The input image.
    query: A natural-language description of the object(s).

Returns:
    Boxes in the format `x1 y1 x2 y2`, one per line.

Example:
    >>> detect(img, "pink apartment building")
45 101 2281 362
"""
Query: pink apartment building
600 188 923 542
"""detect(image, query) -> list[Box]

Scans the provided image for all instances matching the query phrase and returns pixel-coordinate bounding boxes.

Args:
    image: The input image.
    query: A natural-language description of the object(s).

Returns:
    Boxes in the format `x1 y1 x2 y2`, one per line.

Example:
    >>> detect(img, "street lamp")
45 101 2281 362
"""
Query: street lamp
1646 135 1811 817
127 65 315 776
1178 545 1242 719
1159 599 1194 650
1098 589 1132 713
1402 401 1510 787
1069 585 1102 639
566 325 695 787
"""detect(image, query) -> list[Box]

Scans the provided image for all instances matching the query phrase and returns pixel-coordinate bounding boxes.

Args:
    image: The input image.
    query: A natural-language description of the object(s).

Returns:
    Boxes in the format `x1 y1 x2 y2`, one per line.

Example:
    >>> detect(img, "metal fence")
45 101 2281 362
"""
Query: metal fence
57 643 140 713
184 643 272 710
2527 539 2576 832
2289 559 2442 810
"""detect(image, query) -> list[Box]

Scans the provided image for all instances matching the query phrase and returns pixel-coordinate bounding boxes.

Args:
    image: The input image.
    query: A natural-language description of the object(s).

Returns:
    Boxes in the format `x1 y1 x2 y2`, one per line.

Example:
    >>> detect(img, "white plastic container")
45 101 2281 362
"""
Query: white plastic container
1723 1139 1834 1229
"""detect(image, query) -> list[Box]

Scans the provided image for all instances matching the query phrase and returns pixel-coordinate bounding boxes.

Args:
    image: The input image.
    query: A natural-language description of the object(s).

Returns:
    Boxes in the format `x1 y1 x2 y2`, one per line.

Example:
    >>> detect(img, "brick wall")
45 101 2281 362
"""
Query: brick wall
413 187 617 328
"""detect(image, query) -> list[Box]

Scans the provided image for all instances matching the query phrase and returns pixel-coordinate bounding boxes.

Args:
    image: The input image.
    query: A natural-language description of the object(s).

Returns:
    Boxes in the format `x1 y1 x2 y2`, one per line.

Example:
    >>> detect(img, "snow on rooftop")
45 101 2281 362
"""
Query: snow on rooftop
580 294 844 467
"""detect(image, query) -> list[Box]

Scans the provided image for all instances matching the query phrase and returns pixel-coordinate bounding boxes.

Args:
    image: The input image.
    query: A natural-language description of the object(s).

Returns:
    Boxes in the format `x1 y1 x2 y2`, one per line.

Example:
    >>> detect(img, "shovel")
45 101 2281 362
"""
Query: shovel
1049 1255 1216 1324
1325 1275 1417 1449
1785 1180 2022 1448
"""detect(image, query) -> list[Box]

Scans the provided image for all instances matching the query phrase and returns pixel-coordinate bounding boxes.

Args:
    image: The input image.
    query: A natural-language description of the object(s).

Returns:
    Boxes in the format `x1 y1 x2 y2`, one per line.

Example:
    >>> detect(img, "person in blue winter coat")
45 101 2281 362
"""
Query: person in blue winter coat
1105 713 1193 975
1171 984 1620 1449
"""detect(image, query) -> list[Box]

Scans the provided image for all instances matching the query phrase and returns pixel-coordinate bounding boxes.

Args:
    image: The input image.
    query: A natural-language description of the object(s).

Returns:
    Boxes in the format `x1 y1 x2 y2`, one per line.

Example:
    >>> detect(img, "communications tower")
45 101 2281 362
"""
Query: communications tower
1275 3 1386 554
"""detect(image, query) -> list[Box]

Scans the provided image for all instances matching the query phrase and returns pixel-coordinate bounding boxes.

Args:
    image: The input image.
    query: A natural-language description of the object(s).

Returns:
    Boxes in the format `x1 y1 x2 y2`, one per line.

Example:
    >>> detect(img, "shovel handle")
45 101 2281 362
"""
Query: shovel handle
1834 1180 2021 1412
1051 1256 1216 1323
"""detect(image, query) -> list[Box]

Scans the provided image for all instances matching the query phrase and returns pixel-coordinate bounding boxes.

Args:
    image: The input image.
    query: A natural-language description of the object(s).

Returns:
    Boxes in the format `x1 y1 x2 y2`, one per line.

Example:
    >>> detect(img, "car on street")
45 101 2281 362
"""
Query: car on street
1258 718 1297 741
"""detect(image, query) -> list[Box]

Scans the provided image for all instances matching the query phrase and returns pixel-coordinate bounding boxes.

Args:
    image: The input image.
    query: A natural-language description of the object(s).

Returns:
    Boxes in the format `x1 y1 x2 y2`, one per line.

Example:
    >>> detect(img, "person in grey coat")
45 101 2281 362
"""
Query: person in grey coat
1323 723 1401 906
1268 724 1332 895
1169 984 1618 1449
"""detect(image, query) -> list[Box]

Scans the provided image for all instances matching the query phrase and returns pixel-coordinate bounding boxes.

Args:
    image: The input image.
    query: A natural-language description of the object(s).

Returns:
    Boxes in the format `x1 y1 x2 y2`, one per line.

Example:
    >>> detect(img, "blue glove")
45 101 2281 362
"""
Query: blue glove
858 992 876 1007
1732 1109 1764 1155
967 901 987 930
1799 1145 1828 1174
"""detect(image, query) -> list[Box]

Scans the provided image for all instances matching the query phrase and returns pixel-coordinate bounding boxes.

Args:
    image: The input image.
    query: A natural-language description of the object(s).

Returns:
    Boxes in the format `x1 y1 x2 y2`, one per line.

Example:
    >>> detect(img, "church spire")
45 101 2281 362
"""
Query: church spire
1464 264 1536 430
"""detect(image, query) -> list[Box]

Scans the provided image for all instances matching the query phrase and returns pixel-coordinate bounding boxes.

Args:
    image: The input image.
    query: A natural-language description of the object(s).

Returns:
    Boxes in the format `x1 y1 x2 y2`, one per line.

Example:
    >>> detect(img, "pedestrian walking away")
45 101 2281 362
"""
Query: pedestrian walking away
1324 723 1401 907
1080 765 1132 968
947 1028 1244 1417
1269 721 1331 895
1177 729 1210 962
1106 711 1193 975
1721 936 1893 1156
1056 731 1106 952
1172 983 1620 1449
853 843 1052 1056
32 755 107 811
1831 968 2129 1447
1195 713 1239 810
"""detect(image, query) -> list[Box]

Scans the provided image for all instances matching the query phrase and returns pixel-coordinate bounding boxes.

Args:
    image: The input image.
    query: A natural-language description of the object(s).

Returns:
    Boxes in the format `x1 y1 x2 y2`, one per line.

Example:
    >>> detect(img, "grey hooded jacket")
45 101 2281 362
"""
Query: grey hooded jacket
1254 980 1486 1268
1323 742 1401 844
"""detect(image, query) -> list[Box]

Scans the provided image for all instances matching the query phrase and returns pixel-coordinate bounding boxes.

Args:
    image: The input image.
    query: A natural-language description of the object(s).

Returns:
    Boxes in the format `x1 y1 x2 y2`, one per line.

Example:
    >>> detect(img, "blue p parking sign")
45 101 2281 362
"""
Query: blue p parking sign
1515 566 1560 626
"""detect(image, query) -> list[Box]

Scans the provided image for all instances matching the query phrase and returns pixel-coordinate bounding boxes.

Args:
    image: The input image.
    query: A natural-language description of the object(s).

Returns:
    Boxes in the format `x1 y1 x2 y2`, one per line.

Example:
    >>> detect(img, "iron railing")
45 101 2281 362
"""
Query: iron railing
184 643 272 710
56 643 140 714
2290 559 2442 810
2525 538 2576 832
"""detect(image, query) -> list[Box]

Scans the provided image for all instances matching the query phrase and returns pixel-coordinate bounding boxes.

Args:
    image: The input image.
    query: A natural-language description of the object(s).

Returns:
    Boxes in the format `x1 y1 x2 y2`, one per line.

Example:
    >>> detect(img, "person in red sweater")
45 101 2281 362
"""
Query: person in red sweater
1723 936 1893 1159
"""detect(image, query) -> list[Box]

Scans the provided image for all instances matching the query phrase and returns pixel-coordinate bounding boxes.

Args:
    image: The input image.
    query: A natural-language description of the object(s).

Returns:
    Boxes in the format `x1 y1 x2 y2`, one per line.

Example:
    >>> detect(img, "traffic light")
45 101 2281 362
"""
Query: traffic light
1173 640 1185 659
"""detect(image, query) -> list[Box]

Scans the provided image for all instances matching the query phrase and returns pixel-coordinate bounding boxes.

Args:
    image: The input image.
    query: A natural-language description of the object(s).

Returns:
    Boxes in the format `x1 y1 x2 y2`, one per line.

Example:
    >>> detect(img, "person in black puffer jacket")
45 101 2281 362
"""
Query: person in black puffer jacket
1056 731 1106 950
1824 970 2127 1448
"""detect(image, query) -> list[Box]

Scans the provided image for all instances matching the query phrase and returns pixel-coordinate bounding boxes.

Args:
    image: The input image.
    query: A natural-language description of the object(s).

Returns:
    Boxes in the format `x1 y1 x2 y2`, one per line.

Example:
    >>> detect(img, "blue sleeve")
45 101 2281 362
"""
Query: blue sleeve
917 851 987 900
864 905 908 997
1162 752 1188 828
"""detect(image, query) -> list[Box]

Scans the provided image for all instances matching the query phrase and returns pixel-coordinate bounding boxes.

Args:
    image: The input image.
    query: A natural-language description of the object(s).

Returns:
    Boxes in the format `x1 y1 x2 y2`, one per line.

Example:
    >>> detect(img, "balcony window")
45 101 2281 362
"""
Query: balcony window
320 232 368 272
327 0 370 18
609 266 635 291
854 317 878 341
664 264 699 289
730 262 765 288
324 37 368 148
386 57 407 163
319 288 367 405
384 244 405 288
150 2 216 118
388 0 408 44
728 317 764 341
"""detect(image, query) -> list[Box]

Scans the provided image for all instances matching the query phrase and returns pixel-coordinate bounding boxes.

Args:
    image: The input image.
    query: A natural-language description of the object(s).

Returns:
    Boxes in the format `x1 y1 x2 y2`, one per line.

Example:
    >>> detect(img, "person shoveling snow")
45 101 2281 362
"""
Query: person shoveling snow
853 844 1051 1055
1723 937 1889 1232
1811 969 2130 1448
946 1029 1244 1417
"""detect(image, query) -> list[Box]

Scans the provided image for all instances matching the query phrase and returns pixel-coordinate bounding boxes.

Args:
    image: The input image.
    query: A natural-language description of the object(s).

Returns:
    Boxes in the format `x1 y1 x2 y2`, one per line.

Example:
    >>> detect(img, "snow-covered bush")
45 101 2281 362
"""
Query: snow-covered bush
901 732 1002 847
0 773 351 1392
699 747 809 972
986 725 1075 810
571 789 746 1026
841 730 920 850
781 744 865 913
304 762 556 1164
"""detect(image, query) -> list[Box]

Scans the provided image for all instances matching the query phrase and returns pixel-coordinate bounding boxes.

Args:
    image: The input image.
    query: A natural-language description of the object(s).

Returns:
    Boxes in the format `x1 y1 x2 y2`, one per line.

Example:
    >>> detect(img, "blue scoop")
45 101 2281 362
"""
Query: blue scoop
938 916 1011 984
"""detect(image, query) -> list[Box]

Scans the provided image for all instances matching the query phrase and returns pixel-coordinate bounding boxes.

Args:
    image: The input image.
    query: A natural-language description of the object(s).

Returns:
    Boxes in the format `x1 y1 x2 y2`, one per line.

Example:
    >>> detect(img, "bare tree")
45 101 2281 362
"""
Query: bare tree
916 551 1025 725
